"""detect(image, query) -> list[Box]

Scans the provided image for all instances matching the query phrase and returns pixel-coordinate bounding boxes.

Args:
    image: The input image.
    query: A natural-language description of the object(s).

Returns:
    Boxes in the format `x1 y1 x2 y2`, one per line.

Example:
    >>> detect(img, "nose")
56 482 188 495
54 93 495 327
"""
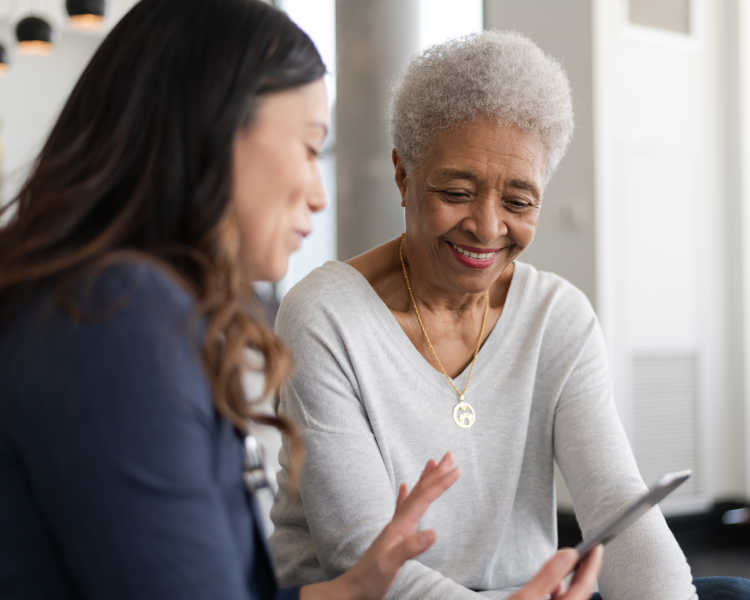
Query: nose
463 195 507 242
308 165 328 214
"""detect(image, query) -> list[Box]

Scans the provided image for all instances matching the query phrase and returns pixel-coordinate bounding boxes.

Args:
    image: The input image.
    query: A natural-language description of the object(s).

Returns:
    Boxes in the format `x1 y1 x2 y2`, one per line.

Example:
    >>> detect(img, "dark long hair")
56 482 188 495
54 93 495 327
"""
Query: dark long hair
0 0 325 447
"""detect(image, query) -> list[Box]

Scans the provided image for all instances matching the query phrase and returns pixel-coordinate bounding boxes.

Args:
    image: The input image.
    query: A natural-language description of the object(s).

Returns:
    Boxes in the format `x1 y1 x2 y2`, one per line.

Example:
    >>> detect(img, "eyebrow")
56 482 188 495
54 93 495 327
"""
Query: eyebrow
308 121 329 136
438 168 480 181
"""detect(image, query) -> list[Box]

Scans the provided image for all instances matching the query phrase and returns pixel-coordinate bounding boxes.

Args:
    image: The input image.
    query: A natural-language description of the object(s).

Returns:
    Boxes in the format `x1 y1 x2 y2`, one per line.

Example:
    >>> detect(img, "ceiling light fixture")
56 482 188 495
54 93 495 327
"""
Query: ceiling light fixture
66 0 106 29
16 16 55 56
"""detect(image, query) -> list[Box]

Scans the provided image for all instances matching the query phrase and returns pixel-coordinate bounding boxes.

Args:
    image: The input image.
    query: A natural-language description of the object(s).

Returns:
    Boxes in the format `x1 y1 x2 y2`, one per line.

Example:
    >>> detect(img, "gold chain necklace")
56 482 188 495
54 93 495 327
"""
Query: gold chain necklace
399 234 489 428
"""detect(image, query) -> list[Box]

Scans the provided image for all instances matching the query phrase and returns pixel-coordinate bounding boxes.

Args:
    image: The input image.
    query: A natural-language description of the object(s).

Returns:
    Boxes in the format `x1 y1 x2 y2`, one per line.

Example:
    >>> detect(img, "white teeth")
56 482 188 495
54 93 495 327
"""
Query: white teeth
450 242 495 260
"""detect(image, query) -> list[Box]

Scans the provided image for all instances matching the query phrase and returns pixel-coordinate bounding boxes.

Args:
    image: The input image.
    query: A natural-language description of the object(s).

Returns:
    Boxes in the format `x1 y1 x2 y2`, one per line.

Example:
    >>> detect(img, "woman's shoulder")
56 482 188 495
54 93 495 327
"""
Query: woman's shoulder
82 259 196 316
513 261 596 324
1 259 194 332
0 260 202 382
0 259 211 424
275 261 375 334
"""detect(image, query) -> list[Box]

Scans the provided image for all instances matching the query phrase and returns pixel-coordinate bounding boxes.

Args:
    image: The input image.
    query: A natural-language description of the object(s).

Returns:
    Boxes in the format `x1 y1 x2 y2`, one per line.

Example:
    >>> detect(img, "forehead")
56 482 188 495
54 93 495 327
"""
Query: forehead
255 79 329 130
422 119 545 188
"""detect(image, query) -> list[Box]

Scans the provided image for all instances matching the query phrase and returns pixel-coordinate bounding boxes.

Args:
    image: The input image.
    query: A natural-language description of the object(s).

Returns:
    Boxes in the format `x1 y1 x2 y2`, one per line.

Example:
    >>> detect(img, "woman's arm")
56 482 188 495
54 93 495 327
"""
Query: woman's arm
553 321 697 600
12 266 266 599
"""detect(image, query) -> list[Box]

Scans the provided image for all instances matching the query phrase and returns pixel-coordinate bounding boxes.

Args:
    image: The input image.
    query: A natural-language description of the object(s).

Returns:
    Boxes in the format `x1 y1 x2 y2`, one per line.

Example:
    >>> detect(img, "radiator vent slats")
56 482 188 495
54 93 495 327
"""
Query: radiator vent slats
631 353 701 500
629 0 691 34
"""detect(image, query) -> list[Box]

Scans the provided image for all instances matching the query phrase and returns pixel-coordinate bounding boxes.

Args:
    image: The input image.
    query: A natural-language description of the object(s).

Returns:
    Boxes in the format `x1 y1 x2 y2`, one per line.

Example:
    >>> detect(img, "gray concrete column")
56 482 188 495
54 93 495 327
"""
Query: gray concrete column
335 0 420 260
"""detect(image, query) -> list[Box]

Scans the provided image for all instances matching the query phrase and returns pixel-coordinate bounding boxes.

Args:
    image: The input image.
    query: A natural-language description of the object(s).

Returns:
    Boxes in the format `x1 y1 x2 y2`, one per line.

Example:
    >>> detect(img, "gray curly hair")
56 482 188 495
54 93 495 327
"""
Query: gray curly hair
388 30 574 187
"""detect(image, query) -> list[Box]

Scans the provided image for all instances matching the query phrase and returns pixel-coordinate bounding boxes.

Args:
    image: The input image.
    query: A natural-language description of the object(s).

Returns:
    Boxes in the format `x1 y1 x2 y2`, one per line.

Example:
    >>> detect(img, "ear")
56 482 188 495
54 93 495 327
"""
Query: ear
393 149 408 208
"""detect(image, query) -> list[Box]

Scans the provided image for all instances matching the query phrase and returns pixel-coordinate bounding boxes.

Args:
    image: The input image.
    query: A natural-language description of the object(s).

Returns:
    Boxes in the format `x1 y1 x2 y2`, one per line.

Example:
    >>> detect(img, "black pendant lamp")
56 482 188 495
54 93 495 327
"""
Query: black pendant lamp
66 0 106 28
16 16 55 56
0 44 8 76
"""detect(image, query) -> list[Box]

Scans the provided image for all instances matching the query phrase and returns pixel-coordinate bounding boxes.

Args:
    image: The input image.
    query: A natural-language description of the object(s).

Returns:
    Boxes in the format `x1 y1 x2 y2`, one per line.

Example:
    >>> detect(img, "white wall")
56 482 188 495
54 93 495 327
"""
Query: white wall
596 0 745 508
0 0 139 204
0 31 99 202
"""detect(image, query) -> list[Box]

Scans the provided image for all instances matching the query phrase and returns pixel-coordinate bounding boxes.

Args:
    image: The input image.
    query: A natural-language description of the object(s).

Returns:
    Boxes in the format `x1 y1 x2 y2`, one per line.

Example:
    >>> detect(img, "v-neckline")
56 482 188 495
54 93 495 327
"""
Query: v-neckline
332 261 530 399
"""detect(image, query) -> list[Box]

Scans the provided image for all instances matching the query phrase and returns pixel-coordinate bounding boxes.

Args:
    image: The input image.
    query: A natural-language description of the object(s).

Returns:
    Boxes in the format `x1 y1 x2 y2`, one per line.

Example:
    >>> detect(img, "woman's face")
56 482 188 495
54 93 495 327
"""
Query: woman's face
397 119 545 294
232 78 329 283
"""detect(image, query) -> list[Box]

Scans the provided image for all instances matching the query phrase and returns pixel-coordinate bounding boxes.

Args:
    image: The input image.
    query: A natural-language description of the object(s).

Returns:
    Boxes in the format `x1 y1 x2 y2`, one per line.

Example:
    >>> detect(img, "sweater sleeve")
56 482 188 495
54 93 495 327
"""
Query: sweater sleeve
272 314 488 600
553 319 697 600
10 265 284 600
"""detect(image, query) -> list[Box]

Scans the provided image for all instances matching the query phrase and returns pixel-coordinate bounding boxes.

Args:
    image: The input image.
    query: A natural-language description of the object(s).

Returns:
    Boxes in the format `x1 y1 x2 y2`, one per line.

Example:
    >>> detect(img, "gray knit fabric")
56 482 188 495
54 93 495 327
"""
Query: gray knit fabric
269 261 697 600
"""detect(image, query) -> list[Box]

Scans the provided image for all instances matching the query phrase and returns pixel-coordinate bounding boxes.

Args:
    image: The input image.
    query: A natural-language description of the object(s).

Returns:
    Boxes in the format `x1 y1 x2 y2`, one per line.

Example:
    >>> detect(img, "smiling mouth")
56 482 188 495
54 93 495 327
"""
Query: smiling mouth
448 241 499 260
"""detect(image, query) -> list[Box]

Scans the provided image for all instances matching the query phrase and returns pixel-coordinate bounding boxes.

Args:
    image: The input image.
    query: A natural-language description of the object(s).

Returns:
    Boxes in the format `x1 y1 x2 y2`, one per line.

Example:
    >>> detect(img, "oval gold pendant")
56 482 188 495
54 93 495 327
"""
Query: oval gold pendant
453 402 476 428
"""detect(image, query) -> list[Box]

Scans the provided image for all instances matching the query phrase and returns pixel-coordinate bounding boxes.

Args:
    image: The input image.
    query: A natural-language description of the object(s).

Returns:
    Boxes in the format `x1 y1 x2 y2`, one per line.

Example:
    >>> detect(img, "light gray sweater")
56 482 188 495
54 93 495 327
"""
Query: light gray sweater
269 261 697 600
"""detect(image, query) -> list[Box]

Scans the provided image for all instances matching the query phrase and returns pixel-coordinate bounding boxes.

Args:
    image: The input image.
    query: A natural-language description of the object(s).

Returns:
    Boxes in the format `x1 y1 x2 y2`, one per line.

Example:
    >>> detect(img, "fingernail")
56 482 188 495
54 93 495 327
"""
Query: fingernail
419 530 436 545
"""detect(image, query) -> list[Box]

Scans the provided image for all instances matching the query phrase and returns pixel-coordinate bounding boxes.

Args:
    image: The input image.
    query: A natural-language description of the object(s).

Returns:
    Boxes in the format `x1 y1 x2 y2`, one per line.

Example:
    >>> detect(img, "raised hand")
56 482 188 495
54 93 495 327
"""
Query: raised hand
300 453 460 600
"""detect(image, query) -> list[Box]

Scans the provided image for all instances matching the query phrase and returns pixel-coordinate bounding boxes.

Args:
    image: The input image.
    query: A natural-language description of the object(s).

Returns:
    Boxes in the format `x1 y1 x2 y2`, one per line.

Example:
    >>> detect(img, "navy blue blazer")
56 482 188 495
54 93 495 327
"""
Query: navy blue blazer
0 262 299 600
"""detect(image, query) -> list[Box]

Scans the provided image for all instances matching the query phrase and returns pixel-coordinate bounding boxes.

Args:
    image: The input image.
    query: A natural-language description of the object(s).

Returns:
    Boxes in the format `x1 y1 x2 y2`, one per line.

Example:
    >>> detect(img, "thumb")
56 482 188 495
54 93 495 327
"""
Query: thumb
520 549 578 598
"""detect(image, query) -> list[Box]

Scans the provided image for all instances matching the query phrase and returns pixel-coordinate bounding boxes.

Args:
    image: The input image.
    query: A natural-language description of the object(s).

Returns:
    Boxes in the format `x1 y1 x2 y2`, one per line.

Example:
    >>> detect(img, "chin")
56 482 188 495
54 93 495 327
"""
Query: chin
268 259 291 284
242 257 289 284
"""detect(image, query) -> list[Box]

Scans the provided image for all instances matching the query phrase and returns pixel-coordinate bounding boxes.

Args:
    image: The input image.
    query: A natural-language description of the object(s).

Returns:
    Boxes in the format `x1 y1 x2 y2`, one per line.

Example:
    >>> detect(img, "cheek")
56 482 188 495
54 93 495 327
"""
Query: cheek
230 148 309 280
234 195 270 258
410 193 458 234
233 202 291 281
513 211 540 246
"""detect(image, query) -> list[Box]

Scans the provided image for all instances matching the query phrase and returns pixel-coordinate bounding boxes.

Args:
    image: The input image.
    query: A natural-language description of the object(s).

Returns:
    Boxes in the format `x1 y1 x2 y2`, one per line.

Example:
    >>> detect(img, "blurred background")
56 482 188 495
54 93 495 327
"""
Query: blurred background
1 0 749 578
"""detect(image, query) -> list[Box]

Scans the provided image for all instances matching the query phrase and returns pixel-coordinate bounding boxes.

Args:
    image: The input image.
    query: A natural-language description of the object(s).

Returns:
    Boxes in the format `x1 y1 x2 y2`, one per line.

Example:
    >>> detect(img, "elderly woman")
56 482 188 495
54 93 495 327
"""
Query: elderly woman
268 32 746 599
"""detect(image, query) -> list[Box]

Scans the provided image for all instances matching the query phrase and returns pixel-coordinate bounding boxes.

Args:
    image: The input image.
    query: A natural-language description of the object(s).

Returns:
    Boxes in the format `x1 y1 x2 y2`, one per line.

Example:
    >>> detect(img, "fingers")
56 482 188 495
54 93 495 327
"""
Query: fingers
380 529 437 573
420 459 437 480
512 549 579 599
410 453 457 502
395 483 408 515
549 580 565 600
394 457 439 516
392 455 460 529
563 545 603 599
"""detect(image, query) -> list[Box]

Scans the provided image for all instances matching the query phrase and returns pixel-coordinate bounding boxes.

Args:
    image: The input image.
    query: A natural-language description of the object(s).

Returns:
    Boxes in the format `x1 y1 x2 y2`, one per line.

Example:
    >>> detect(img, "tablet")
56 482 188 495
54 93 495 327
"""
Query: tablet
574 469 692 559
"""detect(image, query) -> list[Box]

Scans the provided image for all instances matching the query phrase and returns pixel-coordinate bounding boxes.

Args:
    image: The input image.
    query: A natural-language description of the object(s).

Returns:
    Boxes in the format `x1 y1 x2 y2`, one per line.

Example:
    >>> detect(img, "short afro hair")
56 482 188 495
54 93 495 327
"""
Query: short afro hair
388 30 574 187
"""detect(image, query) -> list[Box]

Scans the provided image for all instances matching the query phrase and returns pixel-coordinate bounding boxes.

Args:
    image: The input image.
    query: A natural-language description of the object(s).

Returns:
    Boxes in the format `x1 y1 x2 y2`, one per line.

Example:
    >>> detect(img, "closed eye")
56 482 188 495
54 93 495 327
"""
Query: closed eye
443 191 471 201
504 198 534 210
